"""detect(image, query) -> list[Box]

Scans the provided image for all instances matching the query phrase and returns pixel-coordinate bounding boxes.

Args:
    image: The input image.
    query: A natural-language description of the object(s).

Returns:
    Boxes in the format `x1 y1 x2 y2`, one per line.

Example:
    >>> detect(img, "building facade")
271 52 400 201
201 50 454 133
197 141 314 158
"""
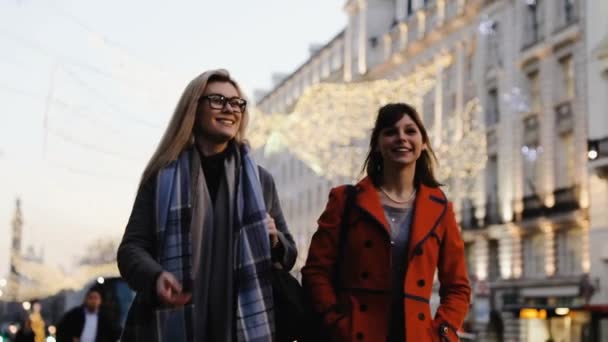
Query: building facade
254 0 605 340
585 0 608 340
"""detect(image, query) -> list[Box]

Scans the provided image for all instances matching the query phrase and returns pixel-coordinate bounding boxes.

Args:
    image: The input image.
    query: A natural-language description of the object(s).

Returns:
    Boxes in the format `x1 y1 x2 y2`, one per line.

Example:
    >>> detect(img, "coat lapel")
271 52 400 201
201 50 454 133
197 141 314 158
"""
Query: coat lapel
354 177 391 236
407 185 448 259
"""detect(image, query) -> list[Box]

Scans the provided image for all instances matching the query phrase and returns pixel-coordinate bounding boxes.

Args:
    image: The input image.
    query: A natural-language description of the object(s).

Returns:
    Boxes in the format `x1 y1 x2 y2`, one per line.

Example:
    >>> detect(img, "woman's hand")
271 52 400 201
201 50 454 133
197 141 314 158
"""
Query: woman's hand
156 271 191 307
266 213 279 248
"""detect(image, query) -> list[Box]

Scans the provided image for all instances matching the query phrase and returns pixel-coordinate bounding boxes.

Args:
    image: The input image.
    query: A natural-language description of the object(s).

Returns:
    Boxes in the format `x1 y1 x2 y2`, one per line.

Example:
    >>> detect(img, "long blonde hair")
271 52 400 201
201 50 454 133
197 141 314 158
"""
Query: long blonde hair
139 69 249 188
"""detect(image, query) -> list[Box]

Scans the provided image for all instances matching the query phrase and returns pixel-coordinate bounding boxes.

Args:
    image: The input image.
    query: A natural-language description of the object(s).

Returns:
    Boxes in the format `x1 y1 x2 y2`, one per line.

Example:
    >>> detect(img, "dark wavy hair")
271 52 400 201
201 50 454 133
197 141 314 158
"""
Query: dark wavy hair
362 103 442 188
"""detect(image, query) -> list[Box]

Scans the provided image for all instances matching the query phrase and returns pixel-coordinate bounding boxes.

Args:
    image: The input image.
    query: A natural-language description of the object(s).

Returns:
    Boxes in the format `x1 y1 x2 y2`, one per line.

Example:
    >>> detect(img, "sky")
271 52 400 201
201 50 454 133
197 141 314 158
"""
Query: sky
0 0 346 277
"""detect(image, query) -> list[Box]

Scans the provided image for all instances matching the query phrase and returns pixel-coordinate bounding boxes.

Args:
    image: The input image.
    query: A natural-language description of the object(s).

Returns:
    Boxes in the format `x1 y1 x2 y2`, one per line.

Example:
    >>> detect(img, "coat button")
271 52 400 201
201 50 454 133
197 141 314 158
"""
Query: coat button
356 332 364 340
364 240 373 248
415 247 423 256
359 304 368 312
361 271 369 280
418 313 425 321
440 325 449 336
417 279 426 287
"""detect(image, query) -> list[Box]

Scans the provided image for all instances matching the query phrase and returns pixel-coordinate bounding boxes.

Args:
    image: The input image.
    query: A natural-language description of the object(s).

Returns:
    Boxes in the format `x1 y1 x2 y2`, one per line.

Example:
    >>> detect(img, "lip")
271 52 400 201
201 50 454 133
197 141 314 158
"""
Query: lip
391 147 413 153
216 117 236 126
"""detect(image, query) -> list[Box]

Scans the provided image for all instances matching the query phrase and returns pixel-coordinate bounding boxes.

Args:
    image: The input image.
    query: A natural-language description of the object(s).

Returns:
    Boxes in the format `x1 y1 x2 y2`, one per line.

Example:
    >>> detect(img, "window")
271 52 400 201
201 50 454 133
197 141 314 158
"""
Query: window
524 0 543 47
559 55 575 100
557 0 577 27
488 239 500 281
555 131 575 188
522 115 540 196
556 228 583 275
523 234 545 278
486 87 500 126
465 242 476 278
487 21 502 66
527 70 542 113
486 155 500 222
460 198 475 229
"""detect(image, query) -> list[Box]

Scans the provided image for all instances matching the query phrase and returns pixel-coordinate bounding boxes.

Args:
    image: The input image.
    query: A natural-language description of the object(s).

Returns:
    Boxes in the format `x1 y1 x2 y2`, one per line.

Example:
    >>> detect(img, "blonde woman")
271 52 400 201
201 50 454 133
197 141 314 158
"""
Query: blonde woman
117 69 297 342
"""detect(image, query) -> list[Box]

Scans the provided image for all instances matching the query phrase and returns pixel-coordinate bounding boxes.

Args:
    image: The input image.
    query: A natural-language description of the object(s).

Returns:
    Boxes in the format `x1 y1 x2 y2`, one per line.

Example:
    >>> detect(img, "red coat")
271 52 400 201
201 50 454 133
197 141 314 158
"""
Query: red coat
302 177 471 341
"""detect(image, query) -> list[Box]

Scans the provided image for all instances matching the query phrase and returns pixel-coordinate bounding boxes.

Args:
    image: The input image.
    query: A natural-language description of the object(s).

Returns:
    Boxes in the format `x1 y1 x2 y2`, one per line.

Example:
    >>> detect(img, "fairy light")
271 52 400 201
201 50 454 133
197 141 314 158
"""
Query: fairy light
478 16 496 36
249 55 452 181
435 98 487 184
503 87 531 113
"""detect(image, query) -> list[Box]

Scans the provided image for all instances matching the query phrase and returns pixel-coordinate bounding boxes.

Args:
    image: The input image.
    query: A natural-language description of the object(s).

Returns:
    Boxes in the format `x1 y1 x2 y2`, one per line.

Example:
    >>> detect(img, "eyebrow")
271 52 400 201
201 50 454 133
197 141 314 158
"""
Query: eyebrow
204 93 242 98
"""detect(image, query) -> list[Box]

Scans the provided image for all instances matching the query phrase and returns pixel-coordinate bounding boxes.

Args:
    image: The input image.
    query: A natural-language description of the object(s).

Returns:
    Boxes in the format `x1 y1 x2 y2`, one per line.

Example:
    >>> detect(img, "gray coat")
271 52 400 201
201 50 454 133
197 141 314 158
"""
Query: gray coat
117 165 297 341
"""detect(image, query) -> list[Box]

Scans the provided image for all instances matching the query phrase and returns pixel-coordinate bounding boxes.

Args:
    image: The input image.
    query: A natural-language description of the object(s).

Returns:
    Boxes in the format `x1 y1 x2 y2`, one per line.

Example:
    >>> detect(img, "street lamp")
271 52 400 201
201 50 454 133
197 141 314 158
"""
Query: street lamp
22 301 31 311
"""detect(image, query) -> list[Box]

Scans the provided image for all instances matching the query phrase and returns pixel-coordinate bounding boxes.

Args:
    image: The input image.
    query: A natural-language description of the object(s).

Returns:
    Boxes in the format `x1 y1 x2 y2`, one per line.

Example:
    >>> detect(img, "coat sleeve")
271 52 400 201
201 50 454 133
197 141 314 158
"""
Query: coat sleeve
258 166 297 271
301 186 348 328
433 202 472 340
117 176 163 301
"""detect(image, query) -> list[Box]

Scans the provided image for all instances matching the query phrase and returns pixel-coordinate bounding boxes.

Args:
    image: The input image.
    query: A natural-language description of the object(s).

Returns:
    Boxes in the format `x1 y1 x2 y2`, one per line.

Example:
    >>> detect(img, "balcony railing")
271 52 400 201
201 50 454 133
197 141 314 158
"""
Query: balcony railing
553 186 579 213
521 194 544 219
519 186 580 220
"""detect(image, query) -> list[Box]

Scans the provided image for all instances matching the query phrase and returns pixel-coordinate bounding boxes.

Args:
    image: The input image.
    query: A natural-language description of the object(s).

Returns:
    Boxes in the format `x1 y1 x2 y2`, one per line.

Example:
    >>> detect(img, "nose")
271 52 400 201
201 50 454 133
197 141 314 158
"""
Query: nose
397 130 407 141
221 101 235 113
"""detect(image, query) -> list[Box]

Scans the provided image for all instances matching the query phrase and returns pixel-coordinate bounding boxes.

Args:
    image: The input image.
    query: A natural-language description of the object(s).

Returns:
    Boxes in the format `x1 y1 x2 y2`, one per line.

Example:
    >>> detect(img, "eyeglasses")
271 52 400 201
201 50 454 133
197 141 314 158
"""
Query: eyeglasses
200 94 247 113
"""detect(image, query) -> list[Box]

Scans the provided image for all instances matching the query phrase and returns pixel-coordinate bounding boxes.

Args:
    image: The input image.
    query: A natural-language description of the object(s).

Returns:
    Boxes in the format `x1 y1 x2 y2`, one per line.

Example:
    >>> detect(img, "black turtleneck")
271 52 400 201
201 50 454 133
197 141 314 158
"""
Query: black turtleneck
199 146 232 204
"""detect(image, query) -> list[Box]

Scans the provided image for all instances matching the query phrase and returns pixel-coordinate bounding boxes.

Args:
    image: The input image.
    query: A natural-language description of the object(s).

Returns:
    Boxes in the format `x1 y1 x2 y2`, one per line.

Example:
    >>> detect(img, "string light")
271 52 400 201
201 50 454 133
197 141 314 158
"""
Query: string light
435 98 487 184
478 16 496 36
248 55 452 181
503 87 530 113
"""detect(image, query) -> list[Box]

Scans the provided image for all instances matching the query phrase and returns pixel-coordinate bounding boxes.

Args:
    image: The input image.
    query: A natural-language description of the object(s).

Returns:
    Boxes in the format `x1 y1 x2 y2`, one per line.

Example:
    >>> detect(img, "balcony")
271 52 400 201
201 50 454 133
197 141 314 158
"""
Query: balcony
521 194 544 220
520 186 580 220
552 186 580 213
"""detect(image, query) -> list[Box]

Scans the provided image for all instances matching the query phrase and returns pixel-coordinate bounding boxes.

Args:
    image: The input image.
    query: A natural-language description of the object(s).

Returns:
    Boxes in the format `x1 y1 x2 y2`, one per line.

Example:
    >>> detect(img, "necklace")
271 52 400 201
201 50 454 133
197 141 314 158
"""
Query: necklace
380 186 416 204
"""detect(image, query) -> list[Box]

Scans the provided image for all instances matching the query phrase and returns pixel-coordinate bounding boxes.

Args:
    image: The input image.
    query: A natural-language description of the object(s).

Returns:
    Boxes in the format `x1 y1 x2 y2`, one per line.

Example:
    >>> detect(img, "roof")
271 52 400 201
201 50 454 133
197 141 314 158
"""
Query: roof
256 29 346 105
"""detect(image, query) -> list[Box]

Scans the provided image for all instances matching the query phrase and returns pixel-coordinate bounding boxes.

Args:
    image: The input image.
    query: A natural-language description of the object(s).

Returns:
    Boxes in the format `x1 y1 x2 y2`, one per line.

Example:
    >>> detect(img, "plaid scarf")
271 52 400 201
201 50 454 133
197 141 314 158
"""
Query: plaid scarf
155 145 275 342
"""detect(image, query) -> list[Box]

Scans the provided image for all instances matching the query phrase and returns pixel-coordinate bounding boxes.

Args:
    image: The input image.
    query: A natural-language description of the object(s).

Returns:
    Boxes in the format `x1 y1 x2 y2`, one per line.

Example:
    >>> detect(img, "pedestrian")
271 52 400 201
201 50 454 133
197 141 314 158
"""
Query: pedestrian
28 301 45 342
15 318 35 342
55 287 120 342
302 103 471 341
117 69 297 341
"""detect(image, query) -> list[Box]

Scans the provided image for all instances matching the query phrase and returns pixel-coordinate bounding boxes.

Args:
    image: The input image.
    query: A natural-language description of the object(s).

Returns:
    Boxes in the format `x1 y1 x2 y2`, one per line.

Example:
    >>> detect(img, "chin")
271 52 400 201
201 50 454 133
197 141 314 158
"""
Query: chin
388 159 416 167
214 132 237 143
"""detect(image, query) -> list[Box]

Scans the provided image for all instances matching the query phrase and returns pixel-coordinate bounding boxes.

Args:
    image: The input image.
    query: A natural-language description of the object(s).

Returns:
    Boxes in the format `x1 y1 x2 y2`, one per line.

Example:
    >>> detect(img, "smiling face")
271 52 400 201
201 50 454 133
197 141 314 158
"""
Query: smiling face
376 113 426 168
195 81 244 153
